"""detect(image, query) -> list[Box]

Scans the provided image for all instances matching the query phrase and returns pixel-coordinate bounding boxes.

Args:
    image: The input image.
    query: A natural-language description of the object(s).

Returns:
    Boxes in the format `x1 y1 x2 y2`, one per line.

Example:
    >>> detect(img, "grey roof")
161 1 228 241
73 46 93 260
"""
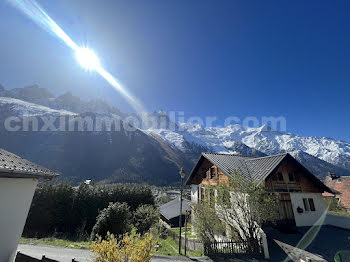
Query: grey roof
198 152 287 184
0 148 58 179
186 152 334 193
159 198 191 220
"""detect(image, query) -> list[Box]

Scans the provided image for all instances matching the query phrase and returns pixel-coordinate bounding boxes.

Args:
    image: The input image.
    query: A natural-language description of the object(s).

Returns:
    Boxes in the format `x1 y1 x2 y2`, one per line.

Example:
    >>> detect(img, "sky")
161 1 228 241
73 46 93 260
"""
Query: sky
0 0 349 141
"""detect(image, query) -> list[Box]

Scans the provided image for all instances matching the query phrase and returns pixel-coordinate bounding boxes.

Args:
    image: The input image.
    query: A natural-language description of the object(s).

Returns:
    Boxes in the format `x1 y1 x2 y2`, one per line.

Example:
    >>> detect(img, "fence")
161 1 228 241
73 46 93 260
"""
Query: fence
167 229 203 251
15 252 78 262
204 239 262 256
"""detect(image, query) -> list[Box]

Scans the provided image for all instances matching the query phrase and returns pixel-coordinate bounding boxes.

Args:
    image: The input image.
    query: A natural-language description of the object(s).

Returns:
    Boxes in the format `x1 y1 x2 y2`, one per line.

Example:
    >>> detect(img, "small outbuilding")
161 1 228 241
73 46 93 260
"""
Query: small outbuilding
159 197 190 227
0 148 58 262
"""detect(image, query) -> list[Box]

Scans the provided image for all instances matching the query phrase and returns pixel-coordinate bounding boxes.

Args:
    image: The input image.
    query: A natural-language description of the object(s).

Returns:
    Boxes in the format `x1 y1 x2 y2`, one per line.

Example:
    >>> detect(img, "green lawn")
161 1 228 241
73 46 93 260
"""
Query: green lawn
20 236 203 257
329 210 350 218
19 237 90 249
156 236 203 257
170 227 197 239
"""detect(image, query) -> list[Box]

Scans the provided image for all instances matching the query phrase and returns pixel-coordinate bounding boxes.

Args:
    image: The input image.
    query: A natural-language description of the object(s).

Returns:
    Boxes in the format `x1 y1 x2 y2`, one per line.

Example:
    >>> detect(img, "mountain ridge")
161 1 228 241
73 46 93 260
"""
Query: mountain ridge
0 84 349 181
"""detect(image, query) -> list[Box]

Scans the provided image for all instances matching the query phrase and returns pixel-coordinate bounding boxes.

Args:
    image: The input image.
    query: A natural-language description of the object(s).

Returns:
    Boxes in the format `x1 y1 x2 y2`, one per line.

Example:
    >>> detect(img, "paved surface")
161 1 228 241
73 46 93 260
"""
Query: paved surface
17 244 93 262
274 240 326 262
17 244 210 262
266 225 350 261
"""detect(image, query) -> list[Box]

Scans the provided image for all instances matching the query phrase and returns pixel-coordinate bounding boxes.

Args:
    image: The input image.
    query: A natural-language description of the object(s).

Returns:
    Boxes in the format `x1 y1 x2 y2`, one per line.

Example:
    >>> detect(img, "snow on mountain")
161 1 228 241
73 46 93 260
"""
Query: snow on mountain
0 97 76 116
145 123 350 171
0 85 124 117
1 85 349 178
289 150 350 178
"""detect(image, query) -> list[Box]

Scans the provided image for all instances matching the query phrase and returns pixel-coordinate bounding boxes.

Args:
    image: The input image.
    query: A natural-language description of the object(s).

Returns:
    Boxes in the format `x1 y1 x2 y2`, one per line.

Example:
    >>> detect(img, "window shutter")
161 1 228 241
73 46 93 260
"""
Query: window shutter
309 198 315 211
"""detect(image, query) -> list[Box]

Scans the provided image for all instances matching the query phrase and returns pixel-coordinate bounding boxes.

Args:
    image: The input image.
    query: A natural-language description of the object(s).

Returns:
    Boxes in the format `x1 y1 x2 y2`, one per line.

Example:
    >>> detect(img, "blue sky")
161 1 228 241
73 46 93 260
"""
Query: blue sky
0 0 349 141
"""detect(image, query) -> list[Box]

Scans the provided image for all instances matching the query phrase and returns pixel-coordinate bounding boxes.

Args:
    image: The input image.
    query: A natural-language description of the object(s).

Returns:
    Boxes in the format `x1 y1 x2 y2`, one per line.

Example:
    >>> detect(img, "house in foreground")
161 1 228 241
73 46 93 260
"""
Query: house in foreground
159 197 190 227
0 148 57 262
186 152 334 227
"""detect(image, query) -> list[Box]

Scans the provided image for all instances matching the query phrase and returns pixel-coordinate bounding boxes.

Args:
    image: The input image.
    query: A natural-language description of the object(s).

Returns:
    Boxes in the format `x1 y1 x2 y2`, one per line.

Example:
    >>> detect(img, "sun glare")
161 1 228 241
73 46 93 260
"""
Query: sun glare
75 47 100 71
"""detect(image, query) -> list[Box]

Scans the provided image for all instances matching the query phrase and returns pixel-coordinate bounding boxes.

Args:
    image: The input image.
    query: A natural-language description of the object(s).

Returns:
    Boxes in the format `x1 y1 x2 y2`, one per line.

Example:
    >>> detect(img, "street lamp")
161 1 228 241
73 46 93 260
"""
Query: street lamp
178 167 185 255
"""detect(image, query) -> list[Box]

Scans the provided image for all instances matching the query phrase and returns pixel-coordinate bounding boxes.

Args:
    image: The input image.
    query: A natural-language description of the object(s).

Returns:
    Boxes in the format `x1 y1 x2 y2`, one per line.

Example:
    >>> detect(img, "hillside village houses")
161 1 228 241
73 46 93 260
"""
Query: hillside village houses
186 152 335 230
0 148 57 262
324 174 350 209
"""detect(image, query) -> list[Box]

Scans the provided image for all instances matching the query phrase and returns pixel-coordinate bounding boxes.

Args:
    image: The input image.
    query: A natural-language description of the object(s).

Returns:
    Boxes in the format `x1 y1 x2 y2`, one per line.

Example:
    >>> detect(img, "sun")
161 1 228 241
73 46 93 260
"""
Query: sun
75 47 100 71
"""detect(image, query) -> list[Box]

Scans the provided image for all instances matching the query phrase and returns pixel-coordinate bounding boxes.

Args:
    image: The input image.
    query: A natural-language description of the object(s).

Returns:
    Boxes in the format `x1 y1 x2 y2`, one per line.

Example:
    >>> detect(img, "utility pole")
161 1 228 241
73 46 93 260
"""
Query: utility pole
178 167 185 255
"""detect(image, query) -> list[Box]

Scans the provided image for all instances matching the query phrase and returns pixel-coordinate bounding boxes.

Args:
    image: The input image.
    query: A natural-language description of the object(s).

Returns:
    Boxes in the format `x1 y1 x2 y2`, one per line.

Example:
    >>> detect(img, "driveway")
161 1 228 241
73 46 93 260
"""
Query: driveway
17 244 93 262
17 244 210 262
265 225 350 261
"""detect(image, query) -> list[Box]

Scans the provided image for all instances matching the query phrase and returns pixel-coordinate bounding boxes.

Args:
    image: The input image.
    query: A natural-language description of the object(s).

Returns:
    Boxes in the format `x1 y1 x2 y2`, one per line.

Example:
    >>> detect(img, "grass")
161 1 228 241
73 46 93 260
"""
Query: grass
329 210 350 218
156 236 203 257
19 237 90 249
170 227 197 238
20 236 203 257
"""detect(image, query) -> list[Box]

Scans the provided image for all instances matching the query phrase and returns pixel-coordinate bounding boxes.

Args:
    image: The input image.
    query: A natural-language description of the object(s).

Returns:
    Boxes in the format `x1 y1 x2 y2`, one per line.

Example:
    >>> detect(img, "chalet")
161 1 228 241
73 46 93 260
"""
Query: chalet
186 152 335 227
0 148 58 262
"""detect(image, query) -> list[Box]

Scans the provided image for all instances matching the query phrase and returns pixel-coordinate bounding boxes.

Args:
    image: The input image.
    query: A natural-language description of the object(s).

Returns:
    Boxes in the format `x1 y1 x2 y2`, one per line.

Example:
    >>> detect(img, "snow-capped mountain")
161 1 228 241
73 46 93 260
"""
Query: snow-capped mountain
0 97 76 116
144 120 350 177
0 84 349 181
0 85 124 117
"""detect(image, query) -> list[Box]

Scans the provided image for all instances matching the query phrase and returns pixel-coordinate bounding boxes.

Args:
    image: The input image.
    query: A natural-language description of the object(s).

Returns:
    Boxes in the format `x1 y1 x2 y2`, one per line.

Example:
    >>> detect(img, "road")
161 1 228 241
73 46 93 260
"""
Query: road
17 244 209 262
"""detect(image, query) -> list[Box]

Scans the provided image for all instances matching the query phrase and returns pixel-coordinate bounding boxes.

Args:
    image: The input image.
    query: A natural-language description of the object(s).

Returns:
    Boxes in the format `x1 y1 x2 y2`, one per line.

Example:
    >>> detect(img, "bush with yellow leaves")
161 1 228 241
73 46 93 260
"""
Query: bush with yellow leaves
90 229 157 262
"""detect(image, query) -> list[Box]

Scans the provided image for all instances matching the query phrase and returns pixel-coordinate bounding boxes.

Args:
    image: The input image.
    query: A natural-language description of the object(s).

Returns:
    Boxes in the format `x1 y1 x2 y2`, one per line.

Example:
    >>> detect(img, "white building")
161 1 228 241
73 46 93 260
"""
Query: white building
0 148 57 262
186 152 335 228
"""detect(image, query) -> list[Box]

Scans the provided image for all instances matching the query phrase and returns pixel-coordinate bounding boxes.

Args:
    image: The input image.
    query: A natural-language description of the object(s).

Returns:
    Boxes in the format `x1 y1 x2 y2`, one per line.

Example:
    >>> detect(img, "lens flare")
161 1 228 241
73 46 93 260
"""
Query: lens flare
9 0 145 113
75 48 100 71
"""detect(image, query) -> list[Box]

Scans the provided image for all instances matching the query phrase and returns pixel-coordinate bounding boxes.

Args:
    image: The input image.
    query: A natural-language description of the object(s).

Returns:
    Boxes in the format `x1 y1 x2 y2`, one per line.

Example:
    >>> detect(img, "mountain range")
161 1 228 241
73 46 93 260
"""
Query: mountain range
0 84 349 184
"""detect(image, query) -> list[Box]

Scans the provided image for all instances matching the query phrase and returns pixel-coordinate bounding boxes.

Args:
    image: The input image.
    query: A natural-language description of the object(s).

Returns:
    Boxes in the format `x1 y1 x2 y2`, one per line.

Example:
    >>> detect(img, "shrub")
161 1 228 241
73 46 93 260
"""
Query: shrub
90 231 157 262
325 197 347 212
133 205 159 235
90 202 132 241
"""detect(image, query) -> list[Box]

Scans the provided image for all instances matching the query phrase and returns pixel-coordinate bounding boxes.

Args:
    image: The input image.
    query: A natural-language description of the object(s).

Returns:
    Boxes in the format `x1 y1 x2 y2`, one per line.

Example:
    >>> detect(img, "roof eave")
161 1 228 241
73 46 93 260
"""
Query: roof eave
0 168 59 179
185 153 206 185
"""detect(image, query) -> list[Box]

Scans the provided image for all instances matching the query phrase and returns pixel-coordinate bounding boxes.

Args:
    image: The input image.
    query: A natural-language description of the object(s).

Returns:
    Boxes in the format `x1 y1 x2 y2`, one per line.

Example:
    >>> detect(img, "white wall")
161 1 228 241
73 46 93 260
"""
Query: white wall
0 177 38 262
290 193 326 227
191 185 198 204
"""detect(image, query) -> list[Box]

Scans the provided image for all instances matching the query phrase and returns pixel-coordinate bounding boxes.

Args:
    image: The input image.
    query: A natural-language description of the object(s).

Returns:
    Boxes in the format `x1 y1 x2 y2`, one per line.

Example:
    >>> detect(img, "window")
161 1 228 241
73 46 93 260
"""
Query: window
288 172 295 182
210 167 217 178
277 172 284 181
200 187 205 201
303 198 316 211
209 189 215 206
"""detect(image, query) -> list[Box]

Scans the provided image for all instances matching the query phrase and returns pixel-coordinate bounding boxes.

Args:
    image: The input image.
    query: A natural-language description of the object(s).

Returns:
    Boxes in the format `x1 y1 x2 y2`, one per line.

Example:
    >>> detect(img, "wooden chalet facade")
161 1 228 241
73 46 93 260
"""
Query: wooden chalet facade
186 153 335 227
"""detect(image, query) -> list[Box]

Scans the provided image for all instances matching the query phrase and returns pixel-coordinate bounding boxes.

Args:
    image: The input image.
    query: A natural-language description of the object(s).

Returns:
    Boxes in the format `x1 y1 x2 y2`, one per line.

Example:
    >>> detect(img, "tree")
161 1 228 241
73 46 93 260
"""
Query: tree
133 205 159 235
194 173 279 245
90 202 132 240
192 198 226 245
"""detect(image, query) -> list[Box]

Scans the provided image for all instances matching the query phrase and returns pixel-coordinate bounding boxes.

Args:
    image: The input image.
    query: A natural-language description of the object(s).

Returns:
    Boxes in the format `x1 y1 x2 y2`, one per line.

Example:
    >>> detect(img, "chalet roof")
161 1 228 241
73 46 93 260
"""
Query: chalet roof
0 148 58 179
159 198 190 221
186 152 334 194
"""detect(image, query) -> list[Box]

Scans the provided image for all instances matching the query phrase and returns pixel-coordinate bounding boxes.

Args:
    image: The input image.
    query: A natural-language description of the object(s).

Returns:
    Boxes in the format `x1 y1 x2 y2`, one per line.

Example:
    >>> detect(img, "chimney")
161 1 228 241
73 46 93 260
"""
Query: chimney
328 172 340 180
